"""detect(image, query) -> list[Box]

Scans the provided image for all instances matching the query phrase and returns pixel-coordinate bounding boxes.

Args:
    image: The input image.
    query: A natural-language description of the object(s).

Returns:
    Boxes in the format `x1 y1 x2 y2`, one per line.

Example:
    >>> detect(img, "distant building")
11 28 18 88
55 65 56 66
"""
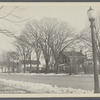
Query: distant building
20 60 41 73
58 50 86 73
87 59 93 65
0 61 20 73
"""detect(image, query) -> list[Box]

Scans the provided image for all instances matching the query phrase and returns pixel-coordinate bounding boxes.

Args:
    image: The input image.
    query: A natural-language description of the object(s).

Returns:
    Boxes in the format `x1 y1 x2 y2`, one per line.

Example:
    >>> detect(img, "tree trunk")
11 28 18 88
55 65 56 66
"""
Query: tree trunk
13 63 15 75
5 66 6 73
17 62 19 73
12 62 14 73
29 56 32 73
12 66 13 73
99 58 100 74
2 65 3 73
23 51 26 73
37 64 39 73
23 49 26 73
37 58 39 73
82 64 87 74
30 60 32 73
55 59 59 74
8 64 10 74
45 59 49 73
69 64 72 75
23 59 26 73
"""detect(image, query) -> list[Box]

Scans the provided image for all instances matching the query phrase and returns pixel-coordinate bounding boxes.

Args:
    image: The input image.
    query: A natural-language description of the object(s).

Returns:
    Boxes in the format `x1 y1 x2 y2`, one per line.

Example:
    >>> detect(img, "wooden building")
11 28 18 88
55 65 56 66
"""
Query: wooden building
58 50 86 73
20 60 40 73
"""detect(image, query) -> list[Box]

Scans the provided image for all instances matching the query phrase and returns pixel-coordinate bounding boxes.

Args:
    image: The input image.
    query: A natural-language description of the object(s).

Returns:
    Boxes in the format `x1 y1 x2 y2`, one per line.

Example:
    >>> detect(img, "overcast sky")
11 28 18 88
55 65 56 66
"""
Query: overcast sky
0 2 99 54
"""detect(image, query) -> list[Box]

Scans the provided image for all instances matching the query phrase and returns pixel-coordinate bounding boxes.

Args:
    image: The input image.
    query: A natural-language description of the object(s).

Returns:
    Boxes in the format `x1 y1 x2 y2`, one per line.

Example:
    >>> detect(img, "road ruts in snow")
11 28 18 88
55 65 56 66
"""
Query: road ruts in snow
0 81 31 94
0 79 93 94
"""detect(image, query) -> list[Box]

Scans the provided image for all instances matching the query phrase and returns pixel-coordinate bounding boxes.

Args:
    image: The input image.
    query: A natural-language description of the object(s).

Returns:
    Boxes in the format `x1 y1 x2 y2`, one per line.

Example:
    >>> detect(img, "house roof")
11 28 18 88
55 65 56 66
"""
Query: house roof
20 60 40 65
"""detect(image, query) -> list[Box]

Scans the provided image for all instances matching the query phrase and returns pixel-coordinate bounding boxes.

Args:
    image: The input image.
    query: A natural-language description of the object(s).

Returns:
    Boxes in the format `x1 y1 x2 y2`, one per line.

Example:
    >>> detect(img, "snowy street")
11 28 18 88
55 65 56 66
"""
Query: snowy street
0 74 93 94
0 81 29 94
0 73 98 94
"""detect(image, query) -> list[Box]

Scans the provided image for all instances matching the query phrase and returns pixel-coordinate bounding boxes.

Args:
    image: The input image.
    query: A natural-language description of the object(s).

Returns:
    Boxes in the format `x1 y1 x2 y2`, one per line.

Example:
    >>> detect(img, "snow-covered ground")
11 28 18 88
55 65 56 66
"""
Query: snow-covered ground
0 79 93 94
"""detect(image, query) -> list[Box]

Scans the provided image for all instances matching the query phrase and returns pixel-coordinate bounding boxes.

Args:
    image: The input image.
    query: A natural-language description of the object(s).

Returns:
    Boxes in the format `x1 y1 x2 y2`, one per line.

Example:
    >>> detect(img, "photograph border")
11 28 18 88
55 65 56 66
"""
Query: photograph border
0 1 100 100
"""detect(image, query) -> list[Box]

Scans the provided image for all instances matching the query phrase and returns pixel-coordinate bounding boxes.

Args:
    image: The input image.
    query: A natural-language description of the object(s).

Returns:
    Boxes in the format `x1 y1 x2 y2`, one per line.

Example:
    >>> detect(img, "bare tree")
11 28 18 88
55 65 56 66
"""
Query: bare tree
23 20 41 73
14 35 32 73
38 18 76 74
0 5 32 41
24 18 76 74
78 24 100 74
0 51 12 74
7 51 19 74
38 18 54 73
43 18 75 74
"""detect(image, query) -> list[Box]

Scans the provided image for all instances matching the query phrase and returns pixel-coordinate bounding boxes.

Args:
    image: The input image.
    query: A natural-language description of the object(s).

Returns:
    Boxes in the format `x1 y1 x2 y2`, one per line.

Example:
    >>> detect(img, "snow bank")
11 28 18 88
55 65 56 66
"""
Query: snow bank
0 73 56 75
0 73 93 78
0 73 95 77
0 79 93 94
14 73 68 76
